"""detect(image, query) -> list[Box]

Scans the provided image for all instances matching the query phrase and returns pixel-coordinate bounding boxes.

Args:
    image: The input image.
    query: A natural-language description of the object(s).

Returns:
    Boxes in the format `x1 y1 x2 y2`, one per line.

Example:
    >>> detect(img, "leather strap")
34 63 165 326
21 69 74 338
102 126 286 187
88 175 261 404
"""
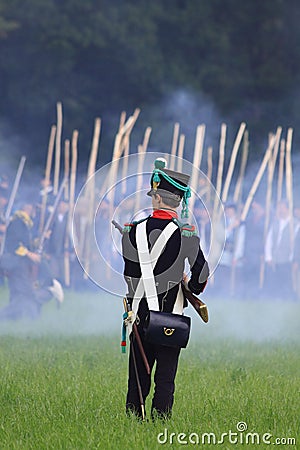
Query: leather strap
134 220 178 312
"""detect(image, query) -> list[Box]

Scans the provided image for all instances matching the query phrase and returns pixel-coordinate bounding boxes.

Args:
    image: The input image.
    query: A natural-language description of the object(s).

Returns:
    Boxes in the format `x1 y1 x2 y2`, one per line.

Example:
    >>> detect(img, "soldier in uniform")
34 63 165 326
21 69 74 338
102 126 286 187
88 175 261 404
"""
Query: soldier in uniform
122 159 209 419
46 199 69 285
243 200 265 297
292 203 300 300
264 199 293 299
212 202 245 298
0 186 8 286
0 198 63 321
192 199 211 258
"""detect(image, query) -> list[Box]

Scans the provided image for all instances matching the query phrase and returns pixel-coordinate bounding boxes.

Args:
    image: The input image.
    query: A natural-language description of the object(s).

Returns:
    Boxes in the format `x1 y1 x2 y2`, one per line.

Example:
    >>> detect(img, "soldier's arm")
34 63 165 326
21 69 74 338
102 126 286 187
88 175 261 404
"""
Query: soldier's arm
121 224 141 303
233 223 246 263
293 231 300 265
186 234 209 295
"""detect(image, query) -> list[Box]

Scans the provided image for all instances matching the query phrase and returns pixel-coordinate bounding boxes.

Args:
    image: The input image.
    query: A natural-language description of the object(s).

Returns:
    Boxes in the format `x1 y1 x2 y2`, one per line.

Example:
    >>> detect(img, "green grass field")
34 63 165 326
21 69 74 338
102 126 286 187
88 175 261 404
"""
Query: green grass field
0 286 299 449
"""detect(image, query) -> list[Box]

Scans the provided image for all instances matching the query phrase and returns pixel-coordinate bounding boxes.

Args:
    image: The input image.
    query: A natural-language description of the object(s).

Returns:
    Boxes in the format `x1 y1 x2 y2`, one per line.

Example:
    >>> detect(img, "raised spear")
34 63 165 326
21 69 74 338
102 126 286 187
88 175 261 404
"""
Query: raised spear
221 122 246 204
176 134 185 173
240 134 276 223
64 130 78 287
169 122 180 171
39 125 56 234
0 156 26 256
53 102 63 196
189 124 205 212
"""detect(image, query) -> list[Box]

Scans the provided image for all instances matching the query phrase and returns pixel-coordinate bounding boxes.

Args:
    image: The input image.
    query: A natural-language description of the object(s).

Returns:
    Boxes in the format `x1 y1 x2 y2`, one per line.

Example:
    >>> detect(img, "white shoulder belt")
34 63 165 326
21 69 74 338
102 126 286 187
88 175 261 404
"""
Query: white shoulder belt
131 219 184 321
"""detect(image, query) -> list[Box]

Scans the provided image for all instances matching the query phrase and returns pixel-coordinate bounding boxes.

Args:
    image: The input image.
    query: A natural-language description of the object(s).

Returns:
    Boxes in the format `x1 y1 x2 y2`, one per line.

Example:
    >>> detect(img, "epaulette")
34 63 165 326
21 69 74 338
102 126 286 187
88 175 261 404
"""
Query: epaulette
172 218 197 237
181 224 197 237
13 210 33 229
122 216 149 233
15 244 28 256
123 223 134 233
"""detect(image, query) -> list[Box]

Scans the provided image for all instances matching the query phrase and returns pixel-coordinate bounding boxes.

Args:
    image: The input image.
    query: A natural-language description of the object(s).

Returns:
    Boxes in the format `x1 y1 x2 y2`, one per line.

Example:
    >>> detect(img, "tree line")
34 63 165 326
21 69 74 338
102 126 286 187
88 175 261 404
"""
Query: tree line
0 0 300 165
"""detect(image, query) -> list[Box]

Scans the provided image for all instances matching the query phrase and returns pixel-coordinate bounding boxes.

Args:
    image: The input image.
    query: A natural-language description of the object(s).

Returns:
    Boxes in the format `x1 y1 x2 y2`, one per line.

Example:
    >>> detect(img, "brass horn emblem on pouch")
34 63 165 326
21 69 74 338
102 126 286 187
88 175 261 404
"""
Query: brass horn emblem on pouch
164 327 175 336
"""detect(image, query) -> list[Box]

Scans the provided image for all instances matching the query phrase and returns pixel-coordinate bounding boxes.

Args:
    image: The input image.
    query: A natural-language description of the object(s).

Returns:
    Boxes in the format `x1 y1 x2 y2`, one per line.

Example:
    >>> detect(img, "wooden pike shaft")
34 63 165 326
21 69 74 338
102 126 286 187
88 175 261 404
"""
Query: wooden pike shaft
120 111 129 194
277 139 285 202
117 110 128 195
134 145 147 215
213 123 226 219
176 134 185 173
271 127 282 169
260 127 282 289
259 134 274 290
45 125 56 184
64 130 78 287
241 134 276 222
54 102 63 195
170 122 180 171
0 156 26 256
83 118 102 278
39 125 56 234
118 111 126 132
233 130 249 204
205 146 213 206
107 134 122 219
134 126 152 212
121 141 130 195
120 109 141 159
142 126 152 153
285 128 294 259
108 109 141 218
264 127 282 238
285 128 293 206
121 108 140 137
6 156 26 220
70 131 78 212
221 122 246 203
87 118 101 182
64 139 70 201
286 128 299 295
206 146 213 181
189 124 205 212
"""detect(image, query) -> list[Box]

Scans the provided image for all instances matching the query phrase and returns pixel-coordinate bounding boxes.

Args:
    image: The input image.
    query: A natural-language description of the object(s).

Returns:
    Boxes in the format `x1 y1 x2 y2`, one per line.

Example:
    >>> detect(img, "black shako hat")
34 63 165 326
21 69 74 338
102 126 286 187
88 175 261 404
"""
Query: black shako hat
147 158 190 198
147 158 191 218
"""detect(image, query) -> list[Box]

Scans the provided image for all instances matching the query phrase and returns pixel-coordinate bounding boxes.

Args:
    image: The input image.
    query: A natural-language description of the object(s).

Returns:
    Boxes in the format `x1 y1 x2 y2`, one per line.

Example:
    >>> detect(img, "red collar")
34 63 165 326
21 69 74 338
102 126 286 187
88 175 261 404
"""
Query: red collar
152 209 178 219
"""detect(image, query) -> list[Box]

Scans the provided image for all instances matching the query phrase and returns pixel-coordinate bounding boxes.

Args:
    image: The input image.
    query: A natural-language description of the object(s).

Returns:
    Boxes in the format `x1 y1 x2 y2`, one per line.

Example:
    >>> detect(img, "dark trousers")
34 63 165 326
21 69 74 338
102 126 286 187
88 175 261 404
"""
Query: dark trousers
126 332 181 419
0 257 53 321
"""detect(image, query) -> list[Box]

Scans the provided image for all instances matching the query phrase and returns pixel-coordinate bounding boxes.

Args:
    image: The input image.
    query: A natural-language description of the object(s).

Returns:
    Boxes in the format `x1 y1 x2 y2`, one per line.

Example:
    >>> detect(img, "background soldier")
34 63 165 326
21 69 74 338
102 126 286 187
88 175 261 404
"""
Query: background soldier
264 199 293 299
47 199 69 285
193 199 211 259
122 159 209 420
0 186 8 286
212 202 245 298
293 203 300 300
243 200 265 298
0 198 63 321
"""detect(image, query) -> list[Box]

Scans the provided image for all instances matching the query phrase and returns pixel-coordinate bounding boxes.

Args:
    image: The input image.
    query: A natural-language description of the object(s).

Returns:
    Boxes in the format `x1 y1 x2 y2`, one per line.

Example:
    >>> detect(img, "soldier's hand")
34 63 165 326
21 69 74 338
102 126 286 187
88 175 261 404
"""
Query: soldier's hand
27 251 41 264
44 230 52 239
183 273 191 291
124 310 135 327
15 245 29 256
